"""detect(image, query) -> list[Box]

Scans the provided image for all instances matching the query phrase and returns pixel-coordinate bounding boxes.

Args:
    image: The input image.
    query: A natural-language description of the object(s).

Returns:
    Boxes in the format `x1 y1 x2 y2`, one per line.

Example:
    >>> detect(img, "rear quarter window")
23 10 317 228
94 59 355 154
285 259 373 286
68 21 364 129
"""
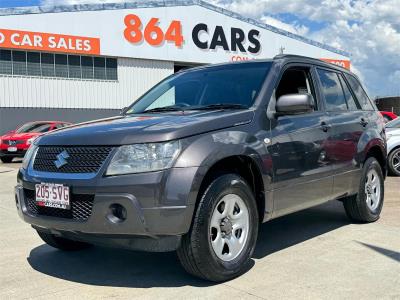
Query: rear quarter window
344 74 375 111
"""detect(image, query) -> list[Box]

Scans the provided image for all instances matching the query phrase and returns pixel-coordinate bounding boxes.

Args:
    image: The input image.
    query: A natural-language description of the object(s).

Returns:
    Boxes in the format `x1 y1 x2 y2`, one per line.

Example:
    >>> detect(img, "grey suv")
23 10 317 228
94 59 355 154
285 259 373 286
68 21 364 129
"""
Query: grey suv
15 55 387 282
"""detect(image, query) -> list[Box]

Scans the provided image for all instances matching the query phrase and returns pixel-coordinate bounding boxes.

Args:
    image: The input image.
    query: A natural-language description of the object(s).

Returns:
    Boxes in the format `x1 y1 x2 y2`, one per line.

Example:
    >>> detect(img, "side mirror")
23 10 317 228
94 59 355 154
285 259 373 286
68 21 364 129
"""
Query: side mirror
120 107 128 115
276 93 314 116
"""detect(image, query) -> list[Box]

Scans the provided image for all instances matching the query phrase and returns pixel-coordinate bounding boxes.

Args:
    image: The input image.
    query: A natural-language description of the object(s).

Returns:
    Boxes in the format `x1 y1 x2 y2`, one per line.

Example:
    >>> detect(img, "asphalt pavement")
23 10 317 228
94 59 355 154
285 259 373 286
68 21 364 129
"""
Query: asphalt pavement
0 162 399 299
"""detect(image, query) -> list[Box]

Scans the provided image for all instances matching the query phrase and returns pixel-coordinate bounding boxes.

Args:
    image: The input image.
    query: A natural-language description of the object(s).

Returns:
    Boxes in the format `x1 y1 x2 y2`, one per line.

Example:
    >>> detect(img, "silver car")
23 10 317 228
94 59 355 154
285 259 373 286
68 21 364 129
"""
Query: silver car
386 118 400 176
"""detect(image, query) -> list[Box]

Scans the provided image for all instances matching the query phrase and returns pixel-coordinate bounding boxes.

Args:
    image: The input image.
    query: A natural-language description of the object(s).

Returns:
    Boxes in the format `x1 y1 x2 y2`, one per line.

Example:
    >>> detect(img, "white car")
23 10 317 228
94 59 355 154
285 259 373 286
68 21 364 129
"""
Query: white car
386 118 400 176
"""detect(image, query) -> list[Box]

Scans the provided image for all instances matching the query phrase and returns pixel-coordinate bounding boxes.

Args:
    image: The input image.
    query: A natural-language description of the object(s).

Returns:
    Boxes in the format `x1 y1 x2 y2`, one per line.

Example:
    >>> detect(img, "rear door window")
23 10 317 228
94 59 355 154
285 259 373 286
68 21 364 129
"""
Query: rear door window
317 69 347 111
338 74 361 110
344 74 374 111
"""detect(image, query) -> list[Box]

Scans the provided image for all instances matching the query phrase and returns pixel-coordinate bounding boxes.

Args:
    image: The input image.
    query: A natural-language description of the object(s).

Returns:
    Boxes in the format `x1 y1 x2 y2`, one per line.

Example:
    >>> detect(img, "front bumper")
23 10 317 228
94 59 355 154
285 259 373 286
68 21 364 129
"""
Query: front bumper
15 166 204 251
0 149 27 157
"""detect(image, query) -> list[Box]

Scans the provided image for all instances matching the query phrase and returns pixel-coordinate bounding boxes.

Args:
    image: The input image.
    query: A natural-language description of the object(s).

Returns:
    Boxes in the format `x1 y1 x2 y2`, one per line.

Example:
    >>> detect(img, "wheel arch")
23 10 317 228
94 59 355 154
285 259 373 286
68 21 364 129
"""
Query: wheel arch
364 144 387 178
194 155 268 223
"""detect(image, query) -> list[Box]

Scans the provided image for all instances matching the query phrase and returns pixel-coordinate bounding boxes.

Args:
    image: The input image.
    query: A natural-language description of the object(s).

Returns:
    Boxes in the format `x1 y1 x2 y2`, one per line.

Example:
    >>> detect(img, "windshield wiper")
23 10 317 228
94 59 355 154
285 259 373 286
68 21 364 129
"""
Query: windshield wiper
191 103 248 110
143 106 185 113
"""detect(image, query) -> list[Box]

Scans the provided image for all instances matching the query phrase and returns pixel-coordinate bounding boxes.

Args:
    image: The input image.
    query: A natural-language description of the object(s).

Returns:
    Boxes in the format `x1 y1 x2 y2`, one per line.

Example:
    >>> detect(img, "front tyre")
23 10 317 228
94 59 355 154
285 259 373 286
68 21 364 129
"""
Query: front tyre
177 174 258 282
37 231 91 251
343 157 384 222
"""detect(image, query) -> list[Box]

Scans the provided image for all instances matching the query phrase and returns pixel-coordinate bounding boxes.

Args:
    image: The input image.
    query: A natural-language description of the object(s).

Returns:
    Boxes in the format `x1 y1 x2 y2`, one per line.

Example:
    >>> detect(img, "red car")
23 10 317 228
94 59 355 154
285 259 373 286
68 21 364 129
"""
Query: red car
0 121 71 163
380 111 398 123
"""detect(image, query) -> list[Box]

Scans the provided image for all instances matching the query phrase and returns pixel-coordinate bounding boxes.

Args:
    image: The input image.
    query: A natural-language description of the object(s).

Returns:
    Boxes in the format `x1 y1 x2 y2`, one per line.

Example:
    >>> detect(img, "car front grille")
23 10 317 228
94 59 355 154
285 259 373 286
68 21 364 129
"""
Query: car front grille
3 139 24 145
24 188 94 221
33 146 113 173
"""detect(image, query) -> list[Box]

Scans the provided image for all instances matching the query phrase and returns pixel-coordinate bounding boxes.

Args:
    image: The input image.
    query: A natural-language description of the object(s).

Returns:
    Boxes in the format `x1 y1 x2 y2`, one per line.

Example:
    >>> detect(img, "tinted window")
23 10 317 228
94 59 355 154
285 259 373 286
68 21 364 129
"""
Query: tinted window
127 62 272 113
41 53 55 77
106 58 117 80
55 54 68 78
16 122 51 133
345 74 374 110
27 52 41 76
94 57 106 80
0 50 12 75
68 55 81 79
338 74 361 110
81 56 94 79
317 69 347 111
12 51 26 75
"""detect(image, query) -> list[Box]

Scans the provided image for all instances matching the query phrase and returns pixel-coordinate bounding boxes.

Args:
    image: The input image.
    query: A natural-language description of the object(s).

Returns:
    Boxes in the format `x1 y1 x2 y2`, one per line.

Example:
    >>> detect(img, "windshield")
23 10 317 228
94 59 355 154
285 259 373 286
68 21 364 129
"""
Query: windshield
16 122 52 133
386 118 400 128
125 62 272 114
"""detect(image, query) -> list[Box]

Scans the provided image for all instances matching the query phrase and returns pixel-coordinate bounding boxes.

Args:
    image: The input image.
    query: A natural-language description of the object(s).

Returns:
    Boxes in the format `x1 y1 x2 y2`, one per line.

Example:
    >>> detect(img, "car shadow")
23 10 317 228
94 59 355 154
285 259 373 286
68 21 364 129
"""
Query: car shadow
27 200 349 287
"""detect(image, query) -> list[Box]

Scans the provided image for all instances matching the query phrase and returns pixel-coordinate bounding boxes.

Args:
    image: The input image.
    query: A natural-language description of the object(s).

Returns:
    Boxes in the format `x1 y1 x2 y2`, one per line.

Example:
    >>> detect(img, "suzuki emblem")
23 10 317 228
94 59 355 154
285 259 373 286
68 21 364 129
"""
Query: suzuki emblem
54 150 70 168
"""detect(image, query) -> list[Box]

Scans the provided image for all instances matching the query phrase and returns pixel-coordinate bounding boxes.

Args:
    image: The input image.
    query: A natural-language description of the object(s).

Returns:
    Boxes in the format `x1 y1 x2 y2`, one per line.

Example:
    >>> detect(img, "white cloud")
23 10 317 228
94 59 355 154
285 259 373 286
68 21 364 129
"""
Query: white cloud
40 0 126 5
211 0 400 97
260 16 309 36
40 0 399 96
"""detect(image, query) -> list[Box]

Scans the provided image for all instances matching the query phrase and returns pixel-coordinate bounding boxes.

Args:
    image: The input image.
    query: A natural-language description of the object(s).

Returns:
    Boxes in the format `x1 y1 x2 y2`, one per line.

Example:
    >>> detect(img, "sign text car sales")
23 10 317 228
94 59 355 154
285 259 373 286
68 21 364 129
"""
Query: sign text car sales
0 28 100 55
123 14 261 57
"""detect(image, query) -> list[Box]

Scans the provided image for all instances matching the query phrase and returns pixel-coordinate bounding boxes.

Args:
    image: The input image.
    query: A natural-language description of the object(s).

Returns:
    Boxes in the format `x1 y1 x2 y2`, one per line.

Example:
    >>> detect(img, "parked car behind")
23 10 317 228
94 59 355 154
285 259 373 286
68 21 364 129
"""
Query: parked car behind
380 111 397 123
15 55 387 282
385 118 400 176
0 121 71 163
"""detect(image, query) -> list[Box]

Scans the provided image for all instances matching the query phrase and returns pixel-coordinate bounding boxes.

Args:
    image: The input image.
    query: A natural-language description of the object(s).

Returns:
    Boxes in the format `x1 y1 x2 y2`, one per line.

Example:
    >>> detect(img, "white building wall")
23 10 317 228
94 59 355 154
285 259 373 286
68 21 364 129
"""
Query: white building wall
0 57 174 109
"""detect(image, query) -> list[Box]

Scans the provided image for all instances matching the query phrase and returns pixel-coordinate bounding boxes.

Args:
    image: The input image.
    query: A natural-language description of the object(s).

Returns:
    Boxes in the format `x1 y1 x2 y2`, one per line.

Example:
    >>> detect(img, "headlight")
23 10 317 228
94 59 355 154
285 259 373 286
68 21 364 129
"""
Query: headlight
22 145 38 169
106 140 181 175
27 137 36 145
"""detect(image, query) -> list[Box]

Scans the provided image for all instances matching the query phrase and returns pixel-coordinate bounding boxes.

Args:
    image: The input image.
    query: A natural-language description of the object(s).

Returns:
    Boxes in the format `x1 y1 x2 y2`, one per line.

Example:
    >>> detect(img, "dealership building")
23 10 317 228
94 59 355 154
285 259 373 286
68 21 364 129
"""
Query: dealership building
0 0 350 134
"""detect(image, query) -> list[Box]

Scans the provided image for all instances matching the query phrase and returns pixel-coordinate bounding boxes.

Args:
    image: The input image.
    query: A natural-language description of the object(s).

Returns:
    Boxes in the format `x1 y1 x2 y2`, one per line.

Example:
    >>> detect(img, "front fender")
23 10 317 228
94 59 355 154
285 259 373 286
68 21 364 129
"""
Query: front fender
174 125 273 214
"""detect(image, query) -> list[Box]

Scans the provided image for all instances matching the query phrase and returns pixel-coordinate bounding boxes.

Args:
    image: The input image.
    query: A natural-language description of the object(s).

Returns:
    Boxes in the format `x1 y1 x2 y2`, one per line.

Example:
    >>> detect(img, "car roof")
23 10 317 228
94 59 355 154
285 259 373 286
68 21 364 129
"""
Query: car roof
179 54 356 78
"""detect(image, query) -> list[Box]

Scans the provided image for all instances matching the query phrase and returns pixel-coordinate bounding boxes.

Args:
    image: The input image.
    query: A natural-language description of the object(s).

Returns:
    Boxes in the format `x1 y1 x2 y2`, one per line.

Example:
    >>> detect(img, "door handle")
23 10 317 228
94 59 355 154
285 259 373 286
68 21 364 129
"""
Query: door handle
320 122 332 132
360 118 368 127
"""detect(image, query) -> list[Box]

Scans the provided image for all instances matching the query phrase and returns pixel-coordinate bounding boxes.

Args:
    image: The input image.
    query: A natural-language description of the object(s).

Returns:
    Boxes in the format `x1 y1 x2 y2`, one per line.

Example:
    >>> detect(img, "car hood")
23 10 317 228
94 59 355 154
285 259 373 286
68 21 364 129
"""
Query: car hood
1 132 41 140
37 110 255 146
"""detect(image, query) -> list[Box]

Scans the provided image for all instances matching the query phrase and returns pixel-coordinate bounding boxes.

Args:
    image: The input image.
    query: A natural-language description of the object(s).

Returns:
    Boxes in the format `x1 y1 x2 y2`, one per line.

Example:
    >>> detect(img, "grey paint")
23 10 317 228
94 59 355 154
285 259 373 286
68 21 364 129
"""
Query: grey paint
0 107 119 135
15 55 386 252
0 0 349 57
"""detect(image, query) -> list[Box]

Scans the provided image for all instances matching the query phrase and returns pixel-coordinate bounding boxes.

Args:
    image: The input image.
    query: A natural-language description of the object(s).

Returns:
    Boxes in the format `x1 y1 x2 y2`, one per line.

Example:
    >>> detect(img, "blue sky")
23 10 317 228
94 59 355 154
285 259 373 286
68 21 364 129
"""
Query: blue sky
0 0 38 7
1 0 399 97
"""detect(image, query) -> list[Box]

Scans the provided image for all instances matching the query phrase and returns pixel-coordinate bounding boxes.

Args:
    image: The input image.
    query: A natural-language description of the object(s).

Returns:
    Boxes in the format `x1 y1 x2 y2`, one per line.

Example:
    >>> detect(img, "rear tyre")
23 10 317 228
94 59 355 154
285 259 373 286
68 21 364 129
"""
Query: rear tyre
37 231 91 251
388 148 400 176
343 157 384 223
0 157 13 163
177 174 258 282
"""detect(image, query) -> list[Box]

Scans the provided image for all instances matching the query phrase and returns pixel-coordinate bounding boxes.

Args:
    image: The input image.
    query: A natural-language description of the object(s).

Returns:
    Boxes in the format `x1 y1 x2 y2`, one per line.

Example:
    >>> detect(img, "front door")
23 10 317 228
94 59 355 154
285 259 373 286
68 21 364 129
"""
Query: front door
269 66 334 218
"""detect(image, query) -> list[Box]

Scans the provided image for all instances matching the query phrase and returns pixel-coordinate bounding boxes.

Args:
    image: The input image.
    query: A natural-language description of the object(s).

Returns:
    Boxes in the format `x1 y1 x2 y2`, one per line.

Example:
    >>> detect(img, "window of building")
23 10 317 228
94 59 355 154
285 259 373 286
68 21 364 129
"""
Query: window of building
55 54 68 78
27 52 41 76
0 50 12 74
317 69 347 111
12 51 27 75
41 53 55 77
0 49 118 81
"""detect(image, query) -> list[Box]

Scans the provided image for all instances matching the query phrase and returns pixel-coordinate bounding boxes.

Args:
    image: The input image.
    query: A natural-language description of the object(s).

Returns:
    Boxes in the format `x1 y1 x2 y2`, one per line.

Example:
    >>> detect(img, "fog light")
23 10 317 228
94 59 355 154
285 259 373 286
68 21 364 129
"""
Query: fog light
107 203 127 223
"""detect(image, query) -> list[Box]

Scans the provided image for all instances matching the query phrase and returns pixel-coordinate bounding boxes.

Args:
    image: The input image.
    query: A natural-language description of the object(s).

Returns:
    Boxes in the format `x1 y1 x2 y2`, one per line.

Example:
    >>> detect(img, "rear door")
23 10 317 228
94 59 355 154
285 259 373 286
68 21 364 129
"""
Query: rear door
315 68 365 197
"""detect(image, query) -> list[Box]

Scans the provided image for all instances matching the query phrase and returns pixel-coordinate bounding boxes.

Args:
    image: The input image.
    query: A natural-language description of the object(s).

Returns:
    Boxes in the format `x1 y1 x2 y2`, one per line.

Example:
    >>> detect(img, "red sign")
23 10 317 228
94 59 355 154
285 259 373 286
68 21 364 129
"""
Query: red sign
321 58 351 69
0 28 100 55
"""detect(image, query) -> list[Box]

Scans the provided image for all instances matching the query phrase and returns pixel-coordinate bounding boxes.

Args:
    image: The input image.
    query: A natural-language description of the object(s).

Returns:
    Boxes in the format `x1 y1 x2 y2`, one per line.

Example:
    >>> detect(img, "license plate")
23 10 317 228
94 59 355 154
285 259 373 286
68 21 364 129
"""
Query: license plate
35 183 70 210
7 147 17 152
